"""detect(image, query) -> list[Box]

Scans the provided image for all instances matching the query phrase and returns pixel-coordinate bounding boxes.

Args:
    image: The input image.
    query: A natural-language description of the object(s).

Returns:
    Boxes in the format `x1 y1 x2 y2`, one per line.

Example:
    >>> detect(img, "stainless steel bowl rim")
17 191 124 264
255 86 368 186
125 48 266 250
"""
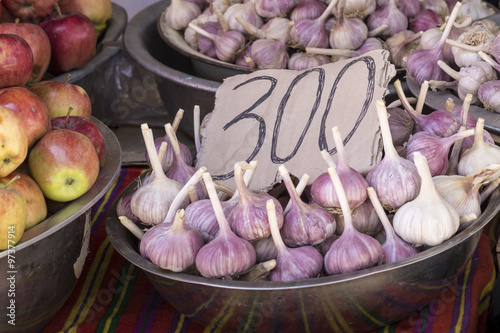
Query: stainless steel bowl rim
0 116 122 257
107 179 500 290
122 0 220 92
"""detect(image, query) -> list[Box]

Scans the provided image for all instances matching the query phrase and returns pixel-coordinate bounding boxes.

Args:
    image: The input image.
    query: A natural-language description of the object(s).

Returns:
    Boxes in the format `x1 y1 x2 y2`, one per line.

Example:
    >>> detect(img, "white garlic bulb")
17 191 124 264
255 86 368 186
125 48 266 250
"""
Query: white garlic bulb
343 0 376 19
393 152 460 247
162 0 201 31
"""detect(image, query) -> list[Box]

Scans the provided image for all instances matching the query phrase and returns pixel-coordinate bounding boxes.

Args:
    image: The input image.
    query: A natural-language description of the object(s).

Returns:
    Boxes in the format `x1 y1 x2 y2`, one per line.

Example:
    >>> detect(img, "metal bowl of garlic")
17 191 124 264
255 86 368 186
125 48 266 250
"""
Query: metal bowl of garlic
106 173 500 332
0 118 122 333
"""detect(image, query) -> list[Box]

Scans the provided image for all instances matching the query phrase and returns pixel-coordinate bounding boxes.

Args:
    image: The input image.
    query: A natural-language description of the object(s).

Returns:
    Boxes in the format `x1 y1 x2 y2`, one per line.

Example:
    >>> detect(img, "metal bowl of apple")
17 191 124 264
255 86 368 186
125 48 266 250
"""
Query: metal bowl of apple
0 117 121 333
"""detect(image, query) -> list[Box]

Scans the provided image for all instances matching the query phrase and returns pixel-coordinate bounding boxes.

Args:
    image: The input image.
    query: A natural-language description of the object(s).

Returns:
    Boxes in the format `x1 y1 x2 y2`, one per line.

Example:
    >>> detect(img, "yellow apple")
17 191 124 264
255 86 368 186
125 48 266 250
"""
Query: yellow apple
0 105 28 177
58 0 112 37
0 172 47 229
0 176 27 250
28 129 100 202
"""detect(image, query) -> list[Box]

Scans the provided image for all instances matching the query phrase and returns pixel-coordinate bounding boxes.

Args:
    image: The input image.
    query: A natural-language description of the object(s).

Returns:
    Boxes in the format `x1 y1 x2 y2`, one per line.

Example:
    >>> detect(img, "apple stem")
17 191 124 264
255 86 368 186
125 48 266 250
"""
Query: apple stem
15 18 20 24
1 175 20 189
64 74 71 84
55 3 63 19
65 107 73 127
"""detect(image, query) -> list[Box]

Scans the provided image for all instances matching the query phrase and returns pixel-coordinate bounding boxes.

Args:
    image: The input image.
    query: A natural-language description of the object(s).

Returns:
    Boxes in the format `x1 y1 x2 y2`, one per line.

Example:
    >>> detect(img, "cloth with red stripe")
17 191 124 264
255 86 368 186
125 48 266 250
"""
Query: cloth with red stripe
41 167 500 333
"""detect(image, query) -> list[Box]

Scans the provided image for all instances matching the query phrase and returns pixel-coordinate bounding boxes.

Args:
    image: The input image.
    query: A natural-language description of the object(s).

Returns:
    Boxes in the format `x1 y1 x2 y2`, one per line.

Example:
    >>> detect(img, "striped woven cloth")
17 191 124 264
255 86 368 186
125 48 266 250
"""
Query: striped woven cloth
41 167 500 333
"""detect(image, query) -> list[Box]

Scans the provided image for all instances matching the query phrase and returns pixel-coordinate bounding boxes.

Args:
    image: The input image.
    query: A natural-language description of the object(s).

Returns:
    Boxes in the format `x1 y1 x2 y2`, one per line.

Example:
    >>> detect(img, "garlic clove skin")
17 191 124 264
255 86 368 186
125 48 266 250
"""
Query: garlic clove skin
386 107 414 147
266 199 324 282
410 9 443 33
253 235 278 262
116 192 142 225
366 0 407 38
250 39 289 69
343 0 376 20
397 0 420 19
393 152 460 247
290 0 327 22
334 199 382 236
140 209 204 272
421 0 450 19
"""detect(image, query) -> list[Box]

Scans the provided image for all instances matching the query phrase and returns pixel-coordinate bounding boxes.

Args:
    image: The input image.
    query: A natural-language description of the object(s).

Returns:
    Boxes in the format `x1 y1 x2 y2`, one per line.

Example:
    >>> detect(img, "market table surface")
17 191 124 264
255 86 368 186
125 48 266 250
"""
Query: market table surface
41 167 500 333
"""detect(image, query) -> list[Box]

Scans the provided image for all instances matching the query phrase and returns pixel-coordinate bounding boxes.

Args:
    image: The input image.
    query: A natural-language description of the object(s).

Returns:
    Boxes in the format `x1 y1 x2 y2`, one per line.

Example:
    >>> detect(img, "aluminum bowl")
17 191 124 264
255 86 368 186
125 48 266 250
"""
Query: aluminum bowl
106 176 500 332
0 118 122 333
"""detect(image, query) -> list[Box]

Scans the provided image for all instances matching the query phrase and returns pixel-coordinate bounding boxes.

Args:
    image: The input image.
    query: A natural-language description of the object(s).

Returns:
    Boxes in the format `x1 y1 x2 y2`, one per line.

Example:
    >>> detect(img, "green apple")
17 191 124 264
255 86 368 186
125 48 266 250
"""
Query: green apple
0 105 28 177
28 129 100 202
0 175 27 250
0 171 47 229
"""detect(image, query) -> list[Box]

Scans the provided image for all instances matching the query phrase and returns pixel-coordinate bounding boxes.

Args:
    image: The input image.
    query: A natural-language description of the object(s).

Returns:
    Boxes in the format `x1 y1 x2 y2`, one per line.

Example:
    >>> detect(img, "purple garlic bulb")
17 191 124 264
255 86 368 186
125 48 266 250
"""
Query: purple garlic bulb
254 236 278 262
144 109 193 172
266 199 323 282
366 100 421 212
289 0 338 49
255 0 301 18
367 0 407 38
310 126 369 213
386 106 414 147
410 9 443 32
406 129 475 177
250 39 289 69
196 21 221 59
317 234 338 256
288 52 331 71
385 30 423 68
290 0 327 21
334 199 382 236
195 172 256 278
228 162 284 241
140 209 204 272
165 124 208 200
116 192 141 225
398 0 420 18
224 0 263 36
235 43 256 69
394 80 458 138
188 22 245 62
329 1 368 50
279 164 336 247
367 187 418 264
478 80 500 113
324 167 384 275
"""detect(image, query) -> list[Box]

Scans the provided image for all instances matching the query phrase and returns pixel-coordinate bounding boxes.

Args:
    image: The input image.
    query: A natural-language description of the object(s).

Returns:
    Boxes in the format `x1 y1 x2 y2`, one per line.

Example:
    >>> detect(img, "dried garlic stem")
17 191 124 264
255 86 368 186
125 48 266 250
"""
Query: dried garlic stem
119 216 144 240
193 105 201 154
202 172 231 233
239 259 277 281
321 149 336 168
284 173 310 214
172 108 184 132
416 81 429 114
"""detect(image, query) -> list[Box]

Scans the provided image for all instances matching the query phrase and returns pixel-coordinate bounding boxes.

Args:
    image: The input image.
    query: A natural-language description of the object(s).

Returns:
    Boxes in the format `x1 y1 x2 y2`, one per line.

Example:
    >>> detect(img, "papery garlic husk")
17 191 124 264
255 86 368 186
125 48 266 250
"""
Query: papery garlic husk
387 106 414 147
140 209 204 272
310 127 369 213
334 199 382 236
251 38 289 69
367 187 418 264
393 152 460 247
255 0 301 18
279 165 336 247
266 199 323 282
366 100 421 212
433 164 500 225
254 236 278 262
366 0 407 38
329 0 368 50
406 129 475 176
224 0 263 35
162 0 201 30
410 9 443 33
344 0 376 19
287 52 331 70
472 19 500 36
406 2 462 84
458 118 500 176
478 80 500 113
290 0 327 21
229 162 284 241
324 167 384 275
195 172 257 278
385 30 422 68
481 178 500 204
290 0 338 49
131 124 186 225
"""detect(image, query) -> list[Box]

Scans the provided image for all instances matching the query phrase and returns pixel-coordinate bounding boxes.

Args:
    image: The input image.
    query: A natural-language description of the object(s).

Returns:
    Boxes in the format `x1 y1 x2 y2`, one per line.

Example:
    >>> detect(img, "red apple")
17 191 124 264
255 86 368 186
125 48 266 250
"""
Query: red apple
30 77 92 119
0 175 27 250
51 113 105 166
2 0 58 20
28 129 100 202
38 8 97 75
0 33 33 88
0 171 47 229
0 86 51 147
0 105 28 178
0 21 51 85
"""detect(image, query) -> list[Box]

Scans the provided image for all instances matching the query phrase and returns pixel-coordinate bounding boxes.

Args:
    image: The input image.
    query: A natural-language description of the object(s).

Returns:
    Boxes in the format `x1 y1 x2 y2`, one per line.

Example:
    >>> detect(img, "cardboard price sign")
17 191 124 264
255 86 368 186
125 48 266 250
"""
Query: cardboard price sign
197 50 396 191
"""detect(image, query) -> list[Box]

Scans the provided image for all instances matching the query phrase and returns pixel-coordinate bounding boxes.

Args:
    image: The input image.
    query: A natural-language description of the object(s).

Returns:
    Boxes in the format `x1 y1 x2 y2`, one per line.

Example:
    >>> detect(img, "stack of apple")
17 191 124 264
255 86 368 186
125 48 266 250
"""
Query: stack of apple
0 0 113 251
